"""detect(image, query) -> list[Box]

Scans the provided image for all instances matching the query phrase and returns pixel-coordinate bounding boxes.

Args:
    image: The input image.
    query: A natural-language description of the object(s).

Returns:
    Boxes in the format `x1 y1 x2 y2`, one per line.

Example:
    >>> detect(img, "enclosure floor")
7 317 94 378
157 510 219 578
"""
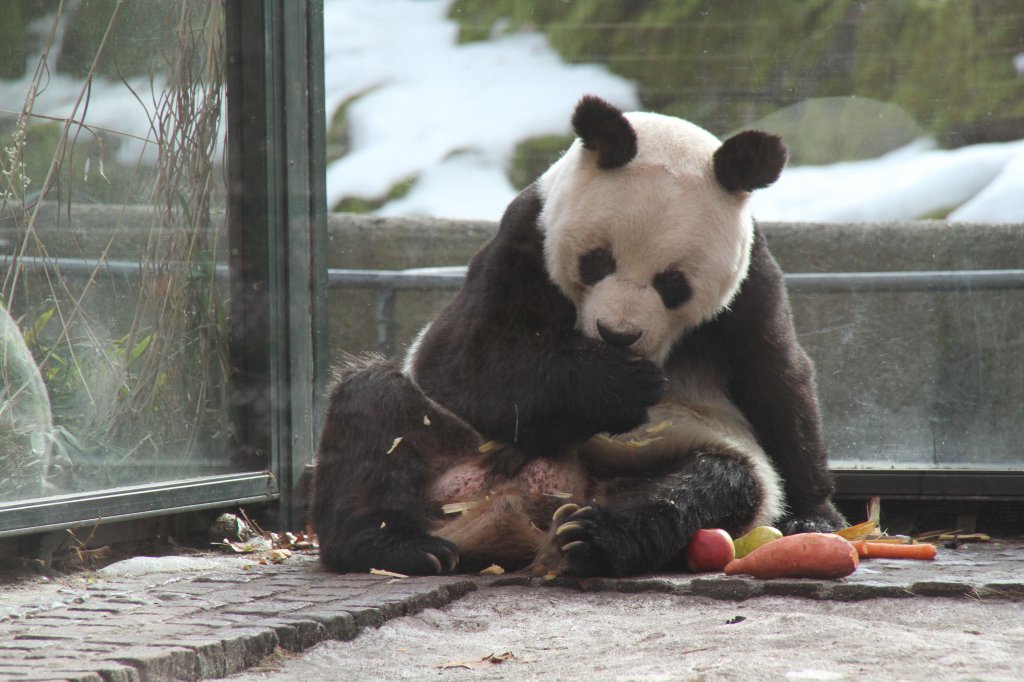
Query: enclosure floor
1 540 1022 680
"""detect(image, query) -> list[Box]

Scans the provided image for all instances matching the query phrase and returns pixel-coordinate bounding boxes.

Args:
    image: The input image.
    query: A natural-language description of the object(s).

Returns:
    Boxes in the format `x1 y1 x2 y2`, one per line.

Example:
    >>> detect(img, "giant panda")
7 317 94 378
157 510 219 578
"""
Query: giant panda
312 95 846 578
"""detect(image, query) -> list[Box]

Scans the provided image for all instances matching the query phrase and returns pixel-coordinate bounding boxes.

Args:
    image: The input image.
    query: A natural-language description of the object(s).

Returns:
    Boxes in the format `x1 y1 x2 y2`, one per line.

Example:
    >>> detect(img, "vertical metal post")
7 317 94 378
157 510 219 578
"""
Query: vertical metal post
224 0 326 531
374 289 397 360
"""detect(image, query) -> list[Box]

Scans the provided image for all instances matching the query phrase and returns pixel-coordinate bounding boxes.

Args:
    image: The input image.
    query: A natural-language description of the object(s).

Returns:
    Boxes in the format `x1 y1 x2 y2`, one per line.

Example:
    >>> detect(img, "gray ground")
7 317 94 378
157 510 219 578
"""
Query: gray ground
233 585 1024 681
3 540 1023 681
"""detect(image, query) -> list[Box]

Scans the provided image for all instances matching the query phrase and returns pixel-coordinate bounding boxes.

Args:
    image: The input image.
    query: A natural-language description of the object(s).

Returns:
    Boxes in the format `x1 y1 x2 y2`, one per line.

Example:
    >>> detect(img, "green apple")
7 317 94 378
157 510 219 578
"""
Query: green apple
734 525 783 559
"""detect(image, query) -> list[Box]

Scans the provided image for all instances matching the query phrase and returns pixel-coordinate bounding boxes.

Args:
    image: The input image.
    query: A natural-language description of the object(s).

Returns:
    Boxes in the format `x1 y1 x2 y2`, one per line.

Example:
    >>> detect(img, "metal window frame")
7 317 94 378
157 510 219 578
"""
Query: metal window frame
0 0 327 538
223 0 327 531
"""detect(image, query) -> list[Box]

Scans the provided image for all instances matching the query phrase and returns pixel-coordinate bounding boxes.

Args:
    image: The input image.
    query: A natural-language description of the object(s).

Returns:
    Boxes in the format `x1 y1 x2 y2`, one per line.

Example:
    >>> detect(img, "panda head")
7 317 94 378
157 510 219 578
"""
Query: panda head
537 95 787 365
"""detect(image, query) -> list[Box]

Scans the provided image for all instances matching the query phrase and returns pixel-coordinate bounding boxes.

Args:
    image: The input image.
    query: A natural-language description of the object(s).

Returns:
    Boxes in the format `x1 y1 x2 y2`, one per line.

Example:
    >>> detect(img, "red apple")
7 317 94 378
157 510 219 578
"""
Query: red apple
686 528 736 573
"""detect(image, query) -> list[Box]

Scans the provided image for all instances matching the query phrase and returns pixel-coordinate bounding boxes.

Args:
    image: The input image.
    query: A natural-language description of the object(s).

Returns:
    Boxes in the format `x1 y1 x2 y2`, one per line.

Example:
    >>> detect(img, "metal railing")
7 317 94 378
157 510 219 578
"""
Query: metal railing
326 265 1024 359
5 255 1024 357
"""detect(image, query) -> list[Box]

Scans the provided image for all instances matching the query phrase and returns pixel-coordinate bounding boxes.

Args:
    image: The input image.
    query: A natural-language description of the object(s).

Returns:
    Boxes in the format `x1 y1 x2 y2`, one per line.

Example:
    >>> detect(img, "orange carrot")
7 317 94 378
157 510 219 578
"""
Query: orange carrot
849 540 937 560
724 532 858 579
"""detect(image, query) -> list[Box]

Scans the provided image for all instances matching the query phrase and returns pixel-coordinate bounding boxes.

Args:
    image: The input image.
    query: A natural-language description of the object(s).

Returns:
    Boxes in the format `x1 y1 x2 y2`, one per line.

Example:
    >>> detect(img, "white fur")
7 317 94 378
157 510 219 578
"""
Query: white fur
402 321 432 378
540 109 783 528
537 111 754 365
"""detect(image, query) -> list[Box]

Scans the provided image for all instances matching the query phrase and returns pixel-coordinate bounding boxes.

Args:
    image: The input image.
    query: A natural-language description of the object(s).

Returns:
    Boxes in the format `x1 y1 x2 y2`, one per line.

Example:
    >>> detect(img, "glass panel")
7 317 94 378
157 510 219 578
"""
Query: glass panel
0 0 239 503
322 1 1023 471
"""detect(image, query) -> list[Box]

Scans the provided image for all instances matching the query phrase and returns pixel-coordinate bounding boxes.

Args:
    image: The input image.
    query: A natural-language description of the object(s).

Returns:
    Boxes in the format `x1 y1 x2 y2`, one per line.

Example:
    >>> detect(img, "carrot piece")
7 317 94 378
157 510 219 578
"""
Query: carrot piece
723 532 858 580
849 540 937 560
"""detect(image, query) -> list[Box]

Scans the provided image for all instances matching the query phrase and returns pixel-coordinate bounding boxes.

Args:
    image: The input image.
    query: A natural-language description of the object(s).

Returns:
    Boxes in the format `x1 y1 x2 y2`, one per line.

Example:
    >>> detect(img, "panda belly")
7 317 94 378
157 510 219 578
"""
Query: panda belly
430 454 590 571
430 455 590 510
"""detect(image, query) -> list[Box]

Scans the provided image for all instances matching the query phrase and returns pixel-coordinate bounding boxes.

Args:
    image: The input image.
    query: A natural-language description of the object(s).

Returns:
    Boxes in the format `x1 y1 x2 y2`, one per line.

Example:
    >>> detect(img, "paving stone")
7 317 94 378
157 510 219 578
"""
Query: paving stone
0 668 107 682
215 627 280 675
102 645 198 681
246 617 328 651
292 610 360 641
981 582 1024 599
221 600 313 616
911 580 981 598
274 586 368 601
828 581 915 601
761 580 834 600
202 586 283 604
149 636 229 679
333 604 385 628
690 577 768 601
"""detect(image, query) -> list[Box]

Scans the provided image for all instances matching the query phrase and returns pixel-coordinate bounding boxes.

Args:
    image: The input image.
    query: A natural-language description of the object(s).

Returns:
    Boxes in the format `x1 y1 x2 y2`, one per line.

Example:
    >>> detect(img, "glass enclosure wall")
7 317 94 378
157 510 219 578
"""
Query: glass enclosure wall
321 1 1023 481
1 0 238 503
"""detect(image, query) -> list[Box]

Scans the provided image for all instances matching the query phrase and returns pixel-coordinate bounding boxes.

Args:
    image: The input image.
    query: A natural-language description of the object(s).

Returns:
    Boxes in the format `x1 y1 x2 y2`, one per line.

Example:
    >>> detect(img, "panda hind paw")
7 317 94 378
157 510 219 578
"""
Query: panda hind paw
778 505 848 535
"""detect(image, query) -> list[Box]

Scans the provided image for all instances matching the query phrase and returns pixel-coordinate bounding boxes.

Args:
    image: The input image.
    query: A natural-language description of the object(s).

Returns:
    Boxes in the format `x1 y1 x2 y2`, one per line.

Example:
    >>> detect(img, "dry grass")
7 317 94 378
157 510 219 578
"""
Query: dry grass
0 0 231 488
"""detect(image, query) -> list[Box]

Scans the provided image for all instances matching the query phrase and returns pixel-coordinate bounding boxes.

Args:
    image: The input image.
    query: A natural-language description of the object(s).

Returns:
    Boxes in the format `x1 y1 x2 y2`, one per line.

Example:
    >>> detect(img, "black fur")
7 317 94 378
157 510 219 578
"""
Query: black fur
571 95 638 169
549 452 762 577
578 247 616 285
313 357 476 574
411 187 666 458
652 269 692 309
713 130 788 193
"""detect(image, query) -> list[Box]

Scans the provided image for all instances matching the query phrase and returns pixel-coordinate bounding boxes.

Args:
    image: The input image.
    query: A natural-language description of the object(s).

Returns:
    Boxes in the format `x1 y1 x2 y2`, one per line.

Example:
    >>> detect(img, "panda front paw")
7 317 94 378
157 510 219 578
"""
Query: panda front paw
590 353 667 436
327 516 460 575
778 503 847 535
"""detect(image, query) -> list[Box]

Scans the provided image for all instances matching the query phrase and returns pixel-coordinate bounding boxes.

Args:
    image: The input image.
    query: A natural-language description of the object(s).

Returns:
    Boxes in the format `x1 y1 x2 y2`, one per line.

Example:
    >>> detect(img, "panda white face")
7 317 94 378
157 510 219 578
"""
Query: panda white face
537 109 759 366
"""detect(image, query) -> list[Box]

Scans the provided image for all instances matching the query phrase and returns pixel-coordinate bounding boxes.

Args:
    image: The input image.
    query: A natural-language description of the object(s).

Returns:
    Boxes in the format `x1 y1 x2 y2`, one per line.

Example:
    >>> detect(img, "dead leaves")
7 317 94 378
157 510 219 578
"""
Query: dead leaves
479 564 505 575
369 568 409 578
212 510 318 565
438 651 516 671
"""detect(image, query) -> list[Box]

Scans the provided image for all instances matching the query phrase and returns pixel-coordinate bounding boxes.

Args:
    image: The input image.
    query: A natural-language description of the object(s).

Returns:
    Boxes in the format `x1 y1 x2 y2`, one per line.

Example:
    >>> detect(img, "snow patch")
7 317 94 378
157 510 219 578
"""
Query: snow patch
324 0 1024 223
323 0 637 217
752 139 1024 222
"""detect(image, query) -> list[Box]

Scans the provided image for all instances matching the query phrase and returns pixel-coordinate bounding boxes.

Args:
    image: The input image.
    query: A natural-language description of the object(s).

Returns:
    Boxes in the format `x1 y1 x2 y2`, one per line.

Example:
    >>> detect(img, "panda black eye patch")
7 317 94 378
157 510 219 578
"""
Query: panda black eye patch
653 269 692 309
578 247 616 285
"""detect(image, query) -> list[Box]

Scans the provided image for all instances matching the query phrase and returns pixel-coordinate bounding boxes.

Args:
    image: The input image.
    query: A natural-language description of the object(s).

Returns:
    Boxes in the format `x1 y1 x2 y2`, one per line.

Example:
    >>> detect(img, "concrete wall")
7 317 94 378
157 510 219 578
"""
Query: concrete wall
325 214 1024 470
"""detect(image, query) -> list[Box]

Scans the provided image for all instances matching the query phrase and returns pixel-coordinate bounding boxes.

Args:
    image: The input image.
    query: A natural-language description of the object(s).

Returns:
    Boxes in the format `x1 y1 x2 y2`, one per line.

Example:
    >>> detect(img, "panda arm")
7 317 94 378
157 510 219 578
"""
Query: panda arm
717 229 845 530
411 186 665 459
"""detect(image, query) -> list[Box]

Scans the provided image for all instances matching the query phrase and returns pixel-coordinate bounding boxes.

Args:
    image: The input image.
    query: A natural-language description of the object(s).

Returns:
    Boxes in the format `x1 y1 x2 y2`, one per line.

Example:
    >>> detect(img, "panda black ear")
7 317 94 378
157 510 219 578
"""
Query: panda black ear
571 95 638 169
713 130 788 193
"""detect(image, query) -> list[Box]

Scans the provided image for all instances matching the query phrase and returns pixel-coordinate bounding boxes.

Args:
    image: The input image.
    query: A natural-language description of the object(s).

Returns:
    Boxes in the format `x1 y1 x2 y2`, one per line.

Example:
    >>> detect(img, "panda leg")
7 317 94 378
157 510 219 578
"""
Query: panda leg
543 450 765 577
312 357 479 574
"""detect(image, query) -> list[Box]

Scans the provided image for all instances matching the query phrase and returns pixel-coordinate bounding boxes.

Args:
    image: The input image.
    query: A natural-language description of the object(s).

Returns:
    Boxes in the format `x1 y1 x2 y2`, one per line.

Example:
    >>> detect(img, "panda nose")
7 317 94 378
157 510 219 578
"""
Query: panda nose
596 320 641 347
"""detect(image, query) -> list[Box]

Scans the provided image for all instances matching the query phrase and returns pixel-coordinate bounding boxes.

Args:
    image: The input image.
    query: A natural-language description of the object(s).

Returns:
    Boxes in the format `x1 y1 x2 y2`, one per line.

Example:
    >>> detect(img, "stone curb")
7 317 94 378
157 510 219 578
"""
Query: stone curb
0 555 477 682
1 542 1021 681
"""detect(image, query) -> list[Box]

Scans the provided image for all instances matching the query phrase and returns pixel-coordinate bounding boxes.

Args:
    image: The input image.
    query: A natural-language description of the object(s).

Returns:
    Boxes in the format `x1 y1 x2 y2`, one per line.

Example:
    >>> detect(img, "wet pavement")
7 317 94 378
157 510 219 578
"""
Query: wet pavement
1 540 1022 681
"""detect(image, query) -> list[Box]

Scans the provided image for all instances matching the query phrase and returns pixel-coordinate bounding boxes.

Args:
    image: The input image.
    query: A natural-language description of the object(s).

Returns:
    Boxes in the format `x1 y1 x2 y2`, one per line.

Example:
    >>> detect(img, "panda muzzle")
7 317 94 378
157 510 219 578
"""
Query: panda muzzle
596 320 642 348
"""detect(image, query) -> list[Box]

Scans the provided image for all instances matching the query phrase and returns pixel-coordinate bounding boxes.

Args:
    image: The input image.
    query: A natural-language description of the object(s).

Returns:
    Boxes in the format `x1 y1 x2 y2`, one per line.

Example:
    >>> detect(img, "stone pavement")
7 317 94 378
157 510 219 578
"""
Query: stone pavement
1 540 1022 681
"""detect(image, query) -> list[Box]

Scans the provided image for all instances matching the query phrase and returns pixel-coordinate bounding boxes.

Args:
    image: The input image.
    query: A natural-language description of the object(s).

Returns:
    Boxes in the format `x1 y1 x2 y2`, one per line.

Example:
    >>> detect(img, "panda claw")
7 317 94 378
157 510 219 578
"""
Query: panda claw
552 503 580 523
555 521 584 537
561 540 586 554
424 552 443 574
